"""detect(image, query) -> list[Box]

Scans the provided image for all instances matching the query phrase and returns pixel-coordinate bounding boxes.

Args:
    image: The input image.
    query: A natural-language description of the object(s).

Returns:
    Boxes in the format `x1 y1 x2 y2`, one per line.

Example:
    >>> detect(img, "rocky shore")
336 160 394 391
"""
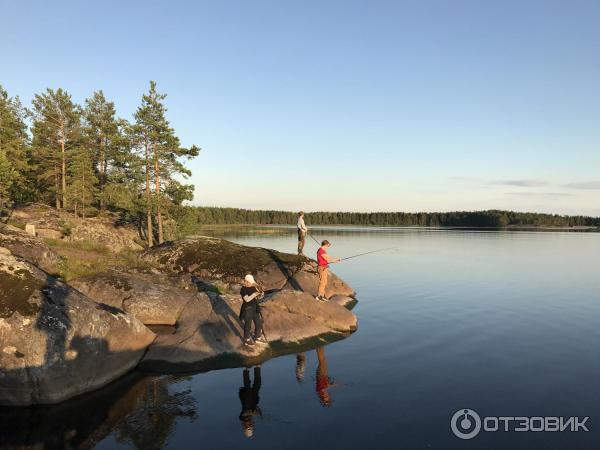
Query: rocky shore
0 214 358 406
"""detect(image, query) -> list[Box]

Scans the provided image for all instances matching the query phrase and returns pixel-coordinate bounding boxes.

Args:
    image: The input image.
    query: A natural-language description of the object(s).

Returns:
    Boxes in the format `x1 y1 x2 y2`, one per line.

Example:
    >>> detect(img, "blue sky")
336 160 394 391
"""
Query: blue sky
1 0 599 215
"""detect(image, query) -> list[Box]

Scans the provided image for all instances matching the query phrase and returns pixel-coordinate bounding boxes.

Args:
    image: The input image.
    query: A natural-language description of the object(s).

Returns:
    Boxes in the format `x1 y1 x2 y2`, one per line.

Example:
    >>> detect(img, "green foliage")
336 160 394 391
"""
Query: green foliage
30 88 82 209
67 145 98 217
0 86 32 209
57 219 72 237
132 81 200 245
0 83 199 243
165 206 600 232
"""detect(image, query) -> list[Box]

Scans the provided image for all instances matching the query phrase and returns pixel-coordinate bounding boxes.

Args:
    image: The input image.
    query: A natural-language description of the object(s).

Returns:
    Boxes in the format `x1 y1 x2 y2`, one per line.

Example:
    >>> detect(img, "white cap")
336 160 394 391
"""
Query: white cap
244 274 256 285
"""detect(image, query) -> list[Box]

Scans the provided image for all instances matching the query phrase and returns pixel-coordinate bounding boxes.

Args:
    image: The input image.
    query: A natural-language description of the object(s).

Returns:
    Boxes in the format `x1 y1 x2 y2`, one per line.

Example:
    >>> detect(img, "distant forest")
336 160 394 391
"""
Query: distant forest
171 206 600 232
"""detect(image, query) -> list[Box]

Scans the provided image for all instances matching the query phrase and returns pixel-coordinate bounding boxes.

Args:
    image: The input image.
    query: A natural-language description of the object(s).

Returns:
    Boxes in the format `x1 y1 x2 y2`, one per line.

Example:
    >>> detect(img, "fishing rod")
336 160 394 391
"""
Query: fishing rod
307 231 322 246
307 230 395 261
337 247 396 262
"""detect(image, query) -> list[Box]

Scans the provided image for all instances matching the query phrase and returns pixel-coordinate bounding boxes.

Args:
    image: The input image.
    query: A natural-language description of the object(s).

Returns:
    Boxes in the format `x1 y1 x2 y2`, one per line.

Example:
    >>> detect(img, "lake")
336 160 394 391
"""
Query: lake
2 227 599 449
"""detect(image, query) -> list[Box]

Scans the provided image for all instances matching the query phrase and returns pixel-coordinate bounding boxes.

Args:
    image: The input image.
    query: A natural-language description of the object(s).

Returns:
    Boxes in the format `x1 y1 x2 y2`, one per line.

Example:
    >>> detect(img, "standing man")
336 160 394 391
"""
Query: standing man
240 274 267 346
297 211 308 255
316 240 341 302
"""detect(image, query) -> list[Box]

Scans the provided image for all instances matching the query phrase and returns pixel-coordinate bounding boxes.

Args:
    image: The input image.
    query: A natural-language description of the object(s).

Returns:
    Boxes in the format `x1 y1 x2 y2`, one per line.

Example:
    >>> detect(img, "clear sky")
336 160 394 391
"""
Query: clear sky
1 0 599 215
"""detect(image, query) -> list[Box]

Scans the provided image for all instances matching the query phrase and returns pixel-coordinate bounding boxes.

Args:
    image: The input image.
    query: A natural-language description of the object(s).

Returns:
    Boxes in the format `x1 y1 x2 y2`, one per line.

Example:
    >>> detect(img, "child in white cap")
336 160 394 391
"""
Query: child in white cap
240 274 266 346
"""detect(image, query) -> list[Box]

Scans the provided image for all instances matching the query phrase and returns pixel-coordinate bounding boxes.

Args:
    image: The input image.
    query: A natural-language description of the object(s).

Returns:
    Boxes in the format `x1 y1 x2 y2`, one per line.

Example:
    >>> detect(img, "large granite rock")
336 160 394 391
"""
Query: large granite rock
140 289 357 372
0 224 59 272
142 236 355 297
70 272 198 326
0 249 155 406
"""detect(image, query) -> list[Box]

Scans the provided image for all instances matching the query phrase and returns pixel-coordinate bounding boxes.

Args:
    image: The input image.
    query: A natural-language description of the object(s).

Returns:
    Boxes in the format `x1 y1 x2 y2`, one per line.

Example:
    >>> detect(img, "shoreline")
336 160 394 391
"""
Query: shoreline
199 224 600 232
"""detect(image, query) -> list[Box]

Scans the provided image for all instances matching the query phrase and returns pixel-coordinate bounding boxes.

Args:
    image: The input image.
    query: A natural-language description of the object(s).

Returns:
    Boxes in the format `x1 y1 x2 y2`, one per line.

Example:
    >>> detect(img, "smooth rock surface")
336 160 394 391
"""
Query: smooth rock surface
70 272 198 326
0 250 155 406
328 295 358 309
140 289 357 372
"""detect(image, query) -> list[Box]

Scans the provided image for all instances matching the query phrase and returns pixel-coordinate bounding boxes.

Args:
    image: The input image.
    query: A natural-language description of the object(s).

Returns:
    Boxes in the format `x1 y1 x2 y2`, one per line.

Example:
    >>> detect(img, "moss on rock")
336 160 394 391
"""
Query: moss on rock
145 236 305 278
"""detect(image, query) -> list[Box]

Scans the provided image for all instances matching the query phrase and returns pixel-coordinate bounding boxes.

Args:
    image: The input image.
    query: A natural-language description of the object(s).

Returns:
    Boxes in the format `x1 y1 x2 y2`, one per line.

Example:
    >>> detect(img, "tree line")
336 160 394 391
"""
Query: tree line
0 83 199 246
170 206 600 234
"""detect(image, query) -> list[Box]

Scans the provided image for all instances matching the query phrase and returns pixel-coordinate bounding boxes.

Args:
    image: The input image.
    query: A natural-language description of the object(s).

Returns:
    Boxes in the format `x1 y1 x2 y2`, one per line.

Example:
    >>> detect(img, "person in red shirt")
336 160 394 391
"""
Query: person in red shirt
316 240 341 302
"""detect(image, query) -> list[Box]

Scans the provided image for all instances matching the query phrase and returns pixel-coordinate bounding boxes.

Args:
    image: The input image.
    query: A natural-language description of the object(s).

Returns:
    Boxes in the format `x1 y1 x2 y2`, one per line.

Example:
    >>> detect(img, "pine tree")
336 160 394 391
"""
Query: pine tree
30 89 81 209
83 91 120 211
0 85 31 210
133 81 199 246
68 145 98 217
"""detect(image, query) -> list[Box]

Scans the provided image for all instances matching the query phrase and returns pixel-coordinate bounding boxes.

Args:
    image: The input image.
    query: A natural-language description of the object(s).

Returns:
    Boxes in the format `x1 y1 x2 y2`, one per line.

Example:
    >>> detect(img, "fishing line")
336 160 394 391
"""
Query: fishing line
338 247 396 262
307 232 322 246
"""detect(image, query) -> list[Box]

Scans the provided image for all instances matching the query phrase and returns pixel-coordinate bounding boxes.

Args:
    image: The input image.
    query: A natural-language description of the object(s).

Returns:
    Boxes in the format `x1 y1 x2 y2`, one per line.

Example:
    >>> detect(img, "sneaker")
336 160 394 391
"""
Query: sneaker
317 296 328 302
255 336 268 344
244 338 255 347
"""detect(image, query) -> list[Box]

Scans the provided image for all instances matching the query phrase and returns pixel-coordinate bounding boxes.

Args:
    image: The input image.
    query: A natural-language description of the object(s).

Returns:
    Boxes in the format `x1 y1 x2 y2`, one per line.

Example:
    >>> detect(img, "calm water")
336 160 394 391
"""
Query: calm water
2 228 600 449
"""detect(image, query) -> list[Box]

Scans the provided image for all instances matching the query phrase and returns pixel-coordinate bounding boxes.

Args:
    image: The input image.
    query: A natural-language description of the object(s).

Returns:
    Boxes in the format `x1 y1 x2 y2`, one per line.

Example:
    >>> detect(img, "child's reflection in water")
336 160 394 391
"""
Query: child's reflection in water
239 366 262 438
315 347 337 407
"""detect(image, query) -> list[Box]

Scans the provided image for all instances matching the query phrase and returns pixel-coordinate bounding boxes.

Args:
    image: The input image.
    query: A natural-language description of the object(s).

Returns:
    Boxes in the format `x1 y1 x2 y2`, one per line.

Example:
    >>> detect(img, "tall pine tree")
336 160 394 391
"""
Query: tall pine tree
0 85 31 210
30 89 81 209
133 81 199 245
68 144 98 217
83 90 120 211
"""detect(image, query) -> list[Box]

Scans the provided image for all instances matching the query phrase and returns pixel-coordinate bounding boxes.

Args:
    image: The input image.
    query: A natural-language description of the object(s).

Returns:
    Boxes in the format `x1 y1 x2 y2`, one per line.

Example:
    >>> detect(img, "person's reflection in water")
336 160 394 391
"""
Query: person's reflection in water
239 366 262 438
315 347 336 407
295 353 306 383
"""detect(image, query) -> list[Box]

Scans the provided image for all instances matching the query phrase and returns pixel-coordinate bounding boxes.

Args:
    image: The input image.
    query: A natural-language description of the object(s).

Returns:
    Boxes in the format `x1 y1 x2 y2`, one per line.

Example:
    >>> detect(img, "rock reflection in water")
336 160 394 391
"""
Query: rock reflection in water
0 372 197 450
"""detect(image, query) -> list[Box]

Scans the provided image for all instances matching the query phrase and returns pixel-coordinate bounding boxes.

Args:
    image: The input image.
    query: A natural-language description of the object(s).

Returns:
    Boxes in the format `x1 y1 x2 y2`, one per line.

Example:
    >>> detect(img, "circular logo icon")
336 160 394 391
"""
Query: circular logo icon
451 408 481 439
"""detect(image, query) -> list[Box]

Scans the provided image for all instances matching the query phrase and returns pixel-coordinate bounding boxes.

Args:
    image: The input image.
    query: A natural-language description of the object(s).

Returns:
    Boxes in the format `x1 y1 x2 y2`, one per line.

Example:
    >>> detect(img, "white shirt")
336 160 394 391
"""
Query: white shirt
297 216 307 232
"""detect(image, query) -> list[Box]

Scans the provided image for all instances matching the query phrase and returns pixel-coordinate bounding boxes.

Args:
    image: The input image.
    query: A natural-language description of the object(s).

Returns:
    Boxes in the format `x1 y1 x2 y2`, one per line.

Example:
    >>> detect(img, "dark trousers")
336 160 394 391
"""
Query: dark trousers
242 303 263 340
297 229 306 254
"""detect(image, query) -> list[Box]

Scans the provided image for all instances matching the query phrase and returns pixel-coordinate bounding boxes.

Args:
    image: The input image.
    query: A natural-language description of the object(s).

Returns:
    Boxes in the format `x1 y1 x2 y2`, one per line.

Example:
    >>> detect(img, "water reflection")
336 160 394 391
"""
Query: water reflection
315 347 336 407
238 367 262 438
0 345 343 448
295 353 306 383
112 375 197 449
0 373 197 450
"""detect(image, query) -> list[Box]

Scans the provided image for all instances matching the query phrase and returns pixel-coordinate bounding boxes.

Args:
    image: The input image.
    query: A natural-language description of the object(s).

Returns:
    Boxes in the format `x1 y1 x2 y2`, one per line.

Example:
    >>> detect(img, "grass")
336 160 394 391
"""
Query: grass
7 219 26 230
44 238 112 255
44 238 158 282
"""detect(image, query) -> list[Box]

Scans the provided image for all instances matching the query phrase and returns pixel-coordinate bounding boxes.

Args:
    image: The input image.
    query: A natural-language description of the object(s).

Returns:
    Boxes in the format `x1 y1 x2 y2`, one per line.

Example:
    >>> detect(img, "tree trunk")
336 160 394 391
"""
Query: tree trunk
60 125 67 209
145 143 153 247
153 143 163 244
54 162 60 209
99 135 106 211
82 171 86 219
